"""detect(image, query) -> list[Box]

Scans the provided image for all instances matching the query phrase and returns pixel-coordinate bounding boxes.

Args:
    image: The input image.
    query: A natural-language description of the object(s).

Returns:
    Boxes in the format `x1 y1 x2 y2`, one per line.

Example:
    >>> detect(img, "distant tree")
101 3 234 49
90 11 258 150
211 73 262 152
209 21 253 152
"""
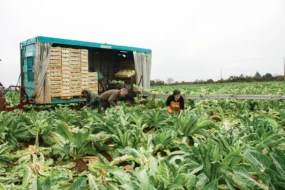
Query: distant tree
254 72 261 78
264 73 272 78
207 79 214 83
240 74 244 77
166 78 174 84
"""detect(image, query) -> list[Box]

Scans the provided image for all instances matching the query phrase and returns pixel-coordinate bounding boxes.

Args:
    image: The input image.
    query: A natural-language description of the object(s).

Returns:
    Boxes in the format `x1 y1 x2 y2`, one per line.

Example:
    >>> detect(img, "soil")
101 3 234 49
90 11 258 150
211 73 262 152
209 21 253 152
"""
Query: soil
82 156 100 165
19 139 35 150
170 148 180 152
188 137 194 146
123 165 133 171
19 137 47 149
73 159 88 172
101 151 113 162
143 127 152 133
155 150 167 157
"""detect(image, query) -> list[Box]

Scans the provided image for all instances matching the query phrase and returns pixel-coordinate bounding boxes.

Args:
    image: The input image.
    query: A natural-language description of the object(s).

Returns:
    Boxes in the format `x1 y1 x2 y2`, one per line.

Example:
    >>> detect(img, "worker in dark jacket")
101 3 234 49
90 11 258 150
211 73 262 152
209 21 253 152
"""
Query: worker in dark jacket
166 90 184 116
0 90 6 111
82 90 102 113
100 88 128 111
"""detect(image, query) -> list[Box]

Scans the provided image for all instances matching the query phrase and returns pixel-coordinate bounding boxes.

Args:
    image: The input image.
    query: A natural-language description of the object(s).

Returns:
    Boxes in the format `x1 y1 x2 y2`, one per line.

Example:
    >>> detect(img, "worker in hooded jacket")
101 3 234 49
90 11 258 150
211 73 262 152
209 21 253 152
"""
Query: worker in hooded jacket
81 90 102 113
166 90 185 116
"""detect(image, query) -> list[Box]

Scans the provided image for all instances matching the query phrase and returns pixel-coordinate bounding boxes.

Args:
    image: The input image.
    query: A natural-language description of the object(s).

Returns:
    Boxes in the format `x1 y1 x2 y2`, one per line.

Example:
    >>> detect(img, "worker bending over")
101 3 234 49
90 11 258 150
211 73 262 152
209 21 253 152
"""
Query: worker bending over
100 88 128 110
82 90 102 113
0 90 7 111
166 90 185 116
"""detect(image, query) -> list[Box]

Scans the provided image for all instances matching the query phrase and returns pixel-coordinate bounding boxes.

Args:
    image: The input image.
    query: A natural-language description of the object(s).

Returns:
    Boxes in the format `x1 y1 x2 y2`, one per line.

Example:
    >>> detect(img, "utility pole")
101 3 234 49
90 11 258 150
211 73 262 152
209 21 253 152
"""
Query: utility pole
220 68 223 80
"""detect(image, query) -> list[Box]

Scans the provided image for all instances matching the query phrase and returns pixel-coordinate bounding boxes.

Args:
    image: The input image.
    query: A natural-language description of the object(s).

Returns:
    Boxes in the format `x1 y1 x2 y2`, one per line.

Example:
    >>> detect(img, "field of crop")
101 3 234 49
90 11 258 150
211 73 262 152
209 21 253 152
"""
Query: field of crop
149 81 285 95
1 82 285 189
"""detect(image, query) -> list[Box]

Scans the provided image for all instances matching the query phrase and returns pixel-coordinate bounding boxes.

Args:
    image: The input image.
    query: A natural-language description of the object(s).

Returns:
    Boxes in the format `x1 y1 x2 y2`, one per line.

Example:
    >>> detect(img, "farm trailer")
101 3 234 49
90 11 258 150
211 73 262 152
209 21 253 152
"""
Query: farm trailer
17 36 152 106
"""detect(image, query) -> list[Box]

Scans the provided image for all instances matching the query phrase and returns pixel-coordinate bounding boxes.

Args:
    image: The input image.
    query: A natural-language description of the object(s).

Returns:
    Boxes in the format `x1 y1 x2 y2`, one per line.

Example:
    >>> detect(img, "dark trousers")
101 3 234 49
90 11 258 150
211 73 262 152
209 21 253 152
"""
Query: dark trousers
100 99 110 111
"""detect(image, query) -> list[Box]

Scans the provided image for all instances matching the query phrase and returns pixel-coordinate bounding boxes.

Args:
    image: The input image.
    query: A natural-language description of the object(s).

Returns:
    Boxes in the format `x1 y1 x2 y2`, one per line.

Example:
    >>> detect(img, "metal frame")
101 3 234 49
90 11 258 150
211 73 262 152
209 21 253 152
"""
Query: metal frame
21 36 152 53
141 91 285 100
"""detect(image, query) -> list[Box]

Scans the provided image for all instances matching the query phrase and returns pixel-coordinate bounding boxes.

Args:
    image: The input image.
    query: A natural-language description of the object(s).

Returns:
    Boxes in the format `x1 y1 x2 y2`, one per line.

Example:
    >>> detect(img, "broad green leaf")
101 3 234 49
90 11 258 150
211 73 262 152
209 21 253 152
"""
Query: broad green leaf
196 173 209 190
222 152 242 167
157 160 174 184
233 167 269 190
111 170 132 185
185 174 196 190
166 184 184 190
212 143 220 163
270 149 285 178
189 165 203 175
0 183 6 190
203 179 218 190
42 177 51 190
121 183 135 190
31 175 42 190
88 174 99 190
135 169 149 189
68 177 86 190
22 164 32 188
245 150 272 175
174 173 188 185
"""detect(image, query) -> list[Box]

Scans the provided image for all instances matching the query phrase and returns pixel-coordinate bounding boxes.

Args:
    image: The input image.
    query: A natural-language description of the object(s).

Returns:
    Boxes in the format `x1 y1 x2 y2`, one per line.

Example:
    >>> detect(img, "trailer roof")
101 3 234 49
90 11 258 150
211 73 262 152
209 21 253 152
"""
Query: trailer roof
21 36 152 53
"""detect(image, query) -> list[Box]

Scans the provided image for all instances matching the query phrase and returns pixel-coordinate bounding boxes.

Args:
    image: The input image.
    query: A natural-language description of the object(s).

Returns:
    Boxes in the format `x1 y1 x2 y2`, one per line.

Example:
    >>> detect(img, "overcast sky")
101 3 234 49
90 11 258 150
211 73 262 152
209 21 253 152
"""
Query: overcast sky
1 0 285 85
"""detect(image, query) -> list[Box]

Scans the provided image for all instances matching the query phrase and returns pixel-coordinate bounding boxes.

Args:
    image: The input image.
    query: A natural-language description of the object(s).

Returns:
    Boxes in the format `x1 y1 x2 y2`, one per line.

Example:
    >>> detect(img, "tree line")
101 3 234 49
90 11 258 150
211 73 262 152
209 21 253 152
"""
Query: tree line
151 72 285 86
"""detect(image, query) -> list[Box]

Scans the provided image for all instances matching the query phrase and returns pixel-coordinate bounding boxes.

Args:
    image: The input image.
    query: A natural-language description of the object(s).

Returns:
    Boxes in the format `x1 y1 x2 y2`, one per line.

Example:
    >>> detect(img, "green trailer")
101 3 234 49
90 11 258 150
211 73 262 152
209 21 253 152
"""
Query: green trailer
20 36 152 105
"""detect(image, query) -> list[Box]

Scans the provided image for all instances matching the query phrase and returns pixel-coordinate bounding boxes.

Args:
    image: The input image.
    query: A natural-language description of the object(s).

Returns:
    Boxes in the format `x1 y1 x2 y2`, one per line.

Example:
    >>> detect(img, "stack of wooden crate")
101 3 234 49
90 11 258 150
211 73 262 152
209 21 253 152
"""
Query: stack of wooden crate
88 72 98 94
81 49 89 91
48 47 62 97
69 49 81 96
61 48 70 96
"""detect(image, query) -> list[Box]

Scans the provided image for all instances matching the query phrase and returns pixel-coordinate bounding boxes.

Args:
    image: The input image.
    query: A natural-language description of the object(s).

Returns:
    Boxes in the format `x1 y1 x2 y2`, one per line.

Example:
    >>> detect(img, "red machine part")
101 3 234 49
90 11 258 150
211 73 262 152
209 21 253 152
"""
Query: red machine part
3 86 31 112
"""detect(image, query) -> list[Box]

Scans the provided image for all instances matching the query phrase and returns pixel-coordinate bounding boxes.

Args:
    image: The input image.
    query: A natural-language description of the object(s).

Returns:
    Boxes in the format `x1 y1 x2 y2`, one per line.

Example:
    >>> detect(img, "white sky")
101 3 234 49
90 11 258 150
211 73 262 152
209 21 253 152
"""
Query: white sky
1 0 285 85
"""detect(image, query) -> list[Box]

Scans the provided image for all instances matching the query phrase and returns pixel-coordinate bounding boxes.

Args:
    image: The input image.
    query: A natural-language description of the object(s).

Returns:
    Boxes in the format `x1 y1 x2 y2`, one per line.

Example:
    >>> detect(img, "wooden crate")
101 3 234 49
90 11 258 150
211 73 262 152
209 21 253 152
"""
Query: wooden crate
49 65 61 72
70 80 81 85
51 47 62 51
70 72 81 77
70 69 81 73
70 49 80 53
62 57 70 62
50 81 62 85
62 81 70 86
81 81 89 86
50 55 61 60
49 63 61 67
70 61 80 66
88 78 98 83
51 89 62 93
62 48 70 53
49 71 62 76
51 51 61 56
49 77 62 81
81 54 88 58
88 72 98 76
62 67 70 71
51 93 61 97
81 58 88 63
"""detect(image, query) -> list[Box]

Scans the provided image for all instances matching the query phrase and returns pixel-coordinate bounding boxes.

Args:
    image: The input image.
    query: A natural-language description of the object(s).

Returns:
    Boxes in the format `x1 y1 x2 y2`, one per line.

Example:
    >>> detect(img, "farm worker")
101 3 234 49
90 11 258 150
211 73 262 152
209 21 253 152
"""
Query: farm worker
166 90 185 116
81 90 102 113
0 90 6 111
100 88 128 111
